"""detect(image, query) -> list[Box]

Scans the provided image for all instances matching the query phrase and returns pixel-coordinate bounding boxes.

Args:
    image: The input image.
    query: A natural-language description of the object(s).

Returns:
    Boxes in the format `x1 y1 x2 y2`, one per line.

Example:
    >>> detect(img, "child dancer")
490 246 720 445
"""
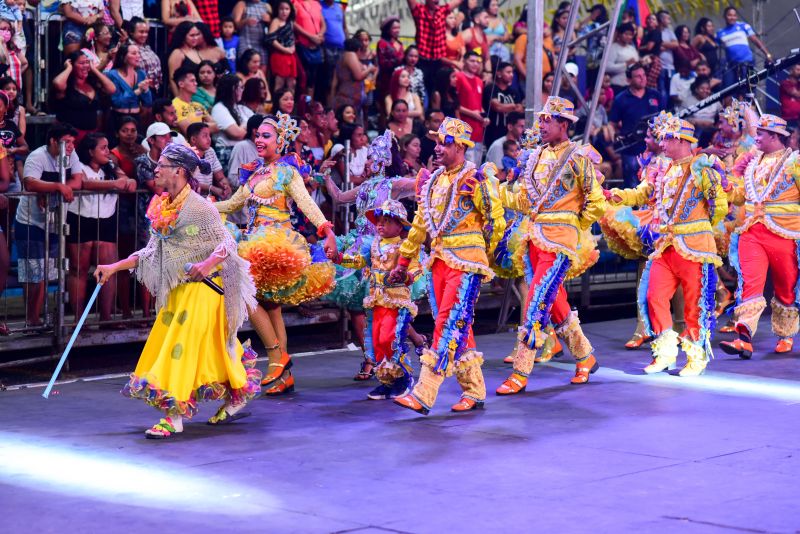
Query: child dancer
330 199 422 399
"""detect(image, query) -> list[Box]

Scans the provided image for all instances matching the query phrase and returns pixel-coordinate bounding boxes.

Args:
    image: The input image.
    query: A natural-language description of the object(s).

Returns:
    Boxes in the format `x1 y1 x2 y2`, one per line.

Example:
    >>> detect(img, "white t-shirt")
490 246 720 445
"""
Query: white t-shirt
194 147 223 189
17 146 83 230
211 102 251 147
68 164 117 219
485 136 507 168
684 94 722 124
669 72 695 105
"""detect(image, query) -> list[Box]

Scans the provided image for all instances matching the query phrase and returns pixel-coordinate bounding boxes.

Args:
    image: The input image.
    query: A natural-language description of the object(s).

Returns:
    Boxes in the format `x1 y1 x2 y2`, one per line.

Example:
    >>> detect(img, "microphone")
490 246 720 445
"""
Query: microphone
184 263 225 295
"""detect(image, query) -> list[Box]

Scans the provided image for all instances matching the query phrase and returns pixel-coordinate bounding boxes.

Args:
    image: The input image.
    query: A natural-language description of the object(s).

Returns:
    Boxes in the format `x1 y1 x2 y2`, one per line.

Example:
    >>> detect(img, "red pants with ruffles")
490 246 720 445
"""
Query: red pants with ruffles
647 246 704 340
372 306 399 363
738 223 798 306
431 259 476 352
526 245 572 325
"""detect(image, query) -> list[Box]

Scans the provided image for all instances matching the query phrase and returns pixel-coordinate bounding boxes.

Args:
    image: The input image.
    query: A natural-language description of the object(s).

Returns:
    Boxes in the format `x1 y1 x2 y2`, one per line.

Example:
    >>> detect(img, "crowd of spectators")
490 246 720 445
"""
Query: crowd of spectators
0 0 797 335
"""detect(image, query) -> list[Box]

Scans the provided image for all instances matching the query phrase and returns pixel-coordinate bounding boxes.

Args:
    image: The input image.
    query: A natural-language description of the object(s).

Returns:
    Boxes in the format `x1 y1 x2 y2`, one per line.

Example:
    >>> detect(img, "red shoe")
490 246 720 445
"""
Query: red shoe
261 351 293 386
570 355 599 385
719 322 736 334
262 373 295 396
495 374 527 396
624 333 651 350
775 338 793 354
719 339 753 360
502 354 514 364
451 397 484 412
393 394 429 415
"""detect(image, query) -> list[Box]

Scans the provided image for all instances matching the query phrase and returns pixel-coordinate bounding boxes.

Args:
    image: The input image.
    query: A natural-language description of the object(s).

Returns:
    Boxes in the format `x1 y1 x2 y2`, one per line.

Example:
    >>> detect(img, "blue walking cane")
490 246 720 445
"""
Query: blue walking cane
42 283 103 399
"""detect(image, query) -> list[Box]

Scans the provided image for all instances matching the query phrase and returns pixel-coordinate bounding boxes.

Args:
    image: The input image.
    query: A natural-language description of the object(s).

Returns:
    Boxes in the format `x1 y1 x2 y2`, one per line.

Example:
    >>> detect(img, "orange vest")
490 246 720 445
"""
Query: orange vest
400 161 506 279
730 148 800 240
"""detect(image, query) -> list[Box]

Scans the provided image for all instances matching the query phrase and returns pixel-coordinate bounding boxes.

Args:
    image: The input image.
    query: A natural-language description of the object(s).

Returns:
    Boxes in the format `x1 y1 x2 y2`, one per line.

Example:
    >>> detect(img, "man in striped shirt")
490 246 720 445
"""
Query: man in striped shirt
716 6 771 92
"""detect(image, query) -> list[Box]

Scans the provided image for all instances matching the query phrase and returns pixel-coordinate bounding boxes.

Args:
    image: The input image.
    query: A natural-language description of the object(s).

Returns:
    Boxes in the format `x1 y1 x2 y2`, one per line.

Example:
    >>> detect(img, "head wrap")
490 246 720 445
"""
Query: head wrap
720 98 748 130
520 119 540 149
368 129 393 174
161 143 211 181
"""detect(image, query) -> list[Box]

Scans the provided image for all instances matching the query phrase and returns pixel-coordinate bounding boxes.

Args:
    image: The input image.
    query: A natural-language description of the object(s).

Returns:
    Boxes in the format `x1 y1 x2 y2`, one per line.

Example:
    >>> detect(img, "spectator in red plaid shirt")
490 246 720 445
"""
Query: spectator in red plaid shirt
195 0 221 37
406 0 461 98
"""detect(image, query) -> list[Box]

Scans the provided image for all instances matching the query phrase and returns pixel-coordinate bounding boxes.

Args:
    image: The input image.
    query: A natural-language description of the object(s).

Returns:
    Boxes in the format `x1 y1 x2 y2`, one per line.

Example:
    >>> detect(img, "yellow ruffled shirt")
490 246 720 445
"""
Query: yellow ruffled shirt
399 162 506 279
341 235 422 314
729 148 800 240
612 155 728 265
502 141 607 263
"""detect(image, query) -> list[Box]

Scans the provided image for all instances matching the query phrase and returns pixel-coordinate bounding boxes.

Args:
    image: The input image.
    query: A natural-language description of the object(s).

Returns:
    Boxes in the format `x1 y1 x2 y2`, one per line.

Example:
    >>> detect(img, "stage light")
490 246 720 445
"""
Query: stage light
544 362 800 404
0 432 279 514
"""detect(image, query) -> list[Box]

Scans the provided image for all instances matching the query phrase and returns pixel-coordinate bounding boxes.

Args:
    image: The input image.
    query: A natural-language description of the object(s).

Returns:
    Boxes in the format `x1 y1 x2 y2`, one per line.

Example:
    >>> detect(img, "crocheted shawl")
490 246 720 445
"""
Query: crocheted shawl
135 191 257 360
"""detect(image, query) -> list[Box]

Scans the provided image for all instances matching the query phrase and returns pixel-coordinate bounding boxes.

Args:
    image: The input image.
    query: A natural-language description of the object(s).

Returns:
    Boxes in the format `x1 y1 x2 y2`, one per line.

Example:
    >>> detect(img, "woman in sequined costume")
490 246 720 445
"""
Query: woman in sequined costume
216 113 338 395
323 130 428 379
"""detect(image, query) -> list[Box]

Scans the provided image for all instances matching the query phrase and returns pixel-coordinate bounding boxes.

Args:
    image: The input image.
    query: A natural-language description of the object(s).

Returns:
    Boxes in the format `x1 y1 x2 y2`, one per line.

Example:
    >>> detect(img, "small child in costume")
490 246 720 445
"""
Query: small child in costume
330 199 423 400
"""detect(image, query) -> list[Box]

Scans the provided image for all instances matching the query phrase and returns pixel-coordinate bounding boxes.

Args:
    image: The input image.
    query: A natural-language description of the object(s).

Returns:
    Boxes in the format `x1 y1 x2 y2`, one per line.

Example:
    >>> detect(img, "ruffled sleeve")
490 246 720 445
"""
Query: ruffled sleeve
610 180 653 207
473 166 507 256
214 184 249 214
572 155 608 230
398 207 427 264
695 156 728 227
283 164 330 229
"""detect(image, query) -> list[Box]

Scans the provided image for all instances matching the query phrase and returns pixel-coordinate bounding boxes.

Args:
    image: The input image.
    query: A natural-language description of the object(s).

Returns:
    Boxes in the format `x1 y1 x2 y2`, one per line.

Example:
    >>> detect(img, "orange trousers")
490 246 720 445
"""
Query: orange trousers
372 306 400 364
430 259 478 358
737 223 798 306
646 247 705 341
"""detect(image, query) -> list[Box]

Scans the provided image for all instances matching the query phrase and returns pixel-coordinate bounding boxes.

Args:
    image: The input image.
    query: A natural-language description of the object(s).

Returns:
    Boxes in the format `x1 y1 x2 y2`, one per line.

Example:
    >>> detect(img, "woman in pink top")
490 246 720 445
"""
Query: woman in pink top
293 0 325 98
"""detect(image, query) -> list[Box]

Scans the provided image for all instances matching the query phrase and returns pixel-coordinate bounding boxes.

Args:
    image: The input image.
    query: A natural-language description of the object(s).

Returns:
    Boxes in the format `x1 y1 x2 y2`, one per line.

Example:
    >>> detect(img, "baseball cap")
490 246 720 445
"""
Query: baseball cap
565 62 579 78
146 122 178 139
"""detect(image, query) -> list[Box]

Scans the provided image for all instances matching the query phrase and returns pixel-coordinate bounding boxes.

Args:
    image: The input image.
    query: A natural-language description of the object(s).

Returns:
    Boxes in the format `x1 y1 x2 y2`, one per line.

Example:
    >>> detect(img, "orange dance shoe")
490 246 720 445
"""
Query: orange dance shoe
719 339 753 360
495 373 527 395
775 338 794 354
570 355 599 385
262 372 295 396
261 351 293 386
451 397 485 412
393 394 429 415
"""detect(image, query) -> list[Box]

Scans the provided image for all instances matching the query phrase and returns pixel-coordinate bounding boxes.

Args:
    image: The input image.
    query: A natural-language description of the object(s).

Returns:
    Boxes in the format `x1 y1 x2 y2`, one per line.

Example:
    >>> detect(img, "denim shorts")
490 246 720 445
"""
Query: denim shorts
62 21 86 46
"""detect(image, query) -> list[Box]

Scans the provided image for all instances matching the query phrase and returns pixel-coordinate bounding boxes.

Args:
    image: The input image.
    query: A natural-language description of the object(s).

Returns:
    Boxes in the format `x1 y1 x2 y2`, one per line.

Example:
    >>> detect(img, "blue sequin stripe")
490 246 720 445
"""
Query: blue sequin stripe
698 262 718 358
637 260 654 337
391 307 415 377
432 272 483 374
363 310 376 364
428 272 438 318
729 233 743 306
520 253 570 350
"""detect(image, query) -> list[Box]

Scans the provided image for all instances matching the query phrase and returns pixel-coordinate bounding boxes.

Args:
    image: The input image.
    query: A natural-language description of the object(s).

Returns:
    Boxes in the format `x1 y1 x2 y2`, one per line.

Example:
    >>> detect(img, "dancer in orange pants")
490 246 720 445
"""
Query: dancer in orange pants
495 97 607 395
720 114 800 359
387 117 506 415
610 114 728 377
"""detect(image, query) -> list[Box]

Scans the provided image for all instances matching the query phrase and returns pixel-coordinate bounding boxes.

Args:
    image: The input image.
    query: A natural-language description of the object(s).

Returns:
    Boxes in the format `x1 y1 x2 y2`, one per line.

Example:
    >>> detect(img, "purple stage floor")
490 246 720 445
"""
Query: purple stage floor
2 317 800 533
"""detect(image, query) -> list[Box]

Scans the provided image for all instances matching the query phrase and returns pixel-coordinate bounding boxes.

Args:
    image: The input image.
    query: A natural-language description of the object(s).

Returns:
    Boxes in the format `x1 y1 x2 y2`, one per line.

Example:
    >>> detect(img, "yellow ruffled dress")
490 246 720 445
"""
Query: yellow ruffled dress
216 158 336 305
124 188 261 417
